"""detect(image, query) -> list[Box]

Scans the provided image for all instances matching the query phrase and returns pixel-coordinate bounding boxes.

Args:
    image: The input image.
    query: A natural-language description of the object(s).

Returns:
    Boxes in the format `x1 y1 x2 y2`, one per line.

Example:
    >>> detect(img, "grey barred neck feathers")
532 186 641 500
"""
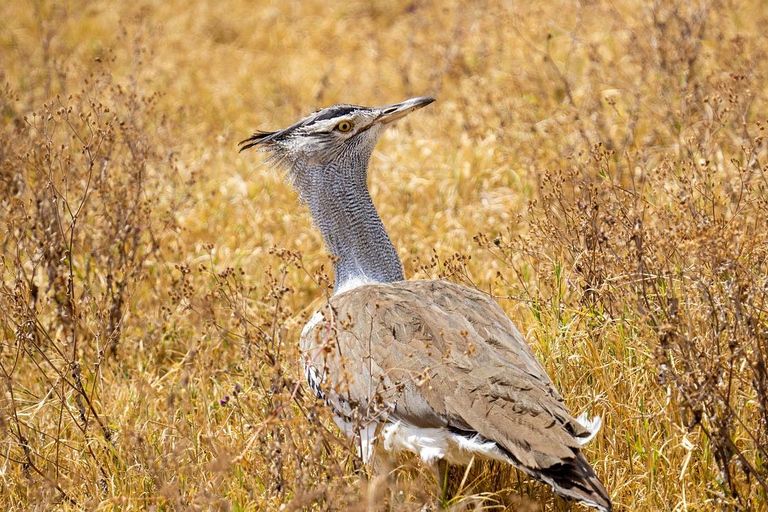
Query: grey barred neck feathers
306 152 405 294
239 97 435 293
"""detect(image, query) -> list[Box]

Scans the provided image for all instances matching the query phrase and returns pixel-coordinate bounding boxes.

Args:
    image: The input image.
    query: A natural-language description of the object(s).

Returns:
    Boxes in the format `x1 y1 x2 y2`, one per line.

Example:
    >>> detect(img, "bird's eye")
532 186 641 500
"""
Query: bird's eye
336 121 353 133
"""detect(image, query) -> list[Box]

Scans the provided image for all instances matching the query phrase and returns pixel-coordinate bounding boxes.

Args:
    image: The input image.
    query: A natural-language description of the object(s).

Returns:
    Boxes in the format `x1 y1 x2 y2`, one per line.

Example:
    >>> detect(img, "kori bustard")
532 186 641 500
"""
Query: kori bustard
239 97 611 511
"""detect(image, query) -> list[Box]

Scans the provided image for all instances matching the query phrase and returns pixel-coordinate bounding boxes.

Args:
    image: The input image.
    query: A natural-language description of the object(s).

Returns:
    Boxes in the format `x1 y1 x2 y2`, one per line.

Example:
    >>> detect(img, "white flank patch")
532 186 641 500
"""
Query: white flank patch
574 412 602 446
381 421 508 466
330 418 509 466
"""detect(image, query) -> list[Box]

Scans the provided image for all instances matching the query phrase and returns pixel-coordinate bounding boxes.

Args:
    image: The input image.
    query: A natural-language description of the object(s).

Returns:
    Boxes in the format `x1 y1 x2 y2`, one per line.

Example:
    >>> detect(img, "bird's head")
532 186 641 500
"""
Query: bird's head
239 97 434 197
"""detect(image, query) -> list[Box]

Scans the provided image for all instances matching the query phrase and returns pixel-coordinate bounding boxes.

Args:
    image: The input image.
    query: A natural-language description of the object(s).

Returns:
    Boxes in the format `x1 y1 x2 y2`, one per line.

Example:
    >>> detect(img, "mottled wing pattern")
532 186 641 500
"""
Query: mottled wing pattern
300 280 594 469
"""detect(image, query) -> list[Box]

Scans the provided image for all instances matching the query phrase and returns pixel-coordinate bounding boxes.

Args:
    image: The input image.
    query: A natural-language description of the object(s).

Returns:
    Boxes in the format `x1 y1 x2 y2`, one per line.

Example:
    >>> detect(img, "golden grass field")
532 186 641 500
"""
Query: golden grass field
2 0 768 510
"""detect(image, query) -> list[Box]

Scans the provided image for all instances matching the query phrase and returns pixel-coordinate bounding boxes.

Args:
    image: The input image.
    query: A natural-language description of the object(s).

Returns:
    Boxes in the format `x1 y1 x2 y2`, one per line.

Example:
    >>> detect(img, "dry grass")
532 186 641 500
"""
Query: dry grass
1 0 767 510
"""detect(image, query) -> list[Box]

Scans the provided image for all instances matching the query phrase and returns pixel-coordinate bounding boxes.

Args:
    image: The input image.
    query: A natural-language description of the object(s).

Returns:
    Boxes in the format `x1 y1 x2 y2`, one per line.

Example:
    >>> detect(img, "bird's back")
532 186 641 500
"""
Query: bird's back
301 279 611 511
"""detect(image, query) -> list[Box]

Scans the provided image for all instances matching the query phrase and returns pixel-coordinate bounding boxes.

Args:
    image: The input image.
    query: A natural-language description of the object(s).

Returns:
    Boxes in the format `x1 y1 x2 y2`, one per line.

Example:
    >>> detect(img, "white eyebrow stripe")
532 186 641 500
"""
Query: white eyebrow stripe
304 117 354 133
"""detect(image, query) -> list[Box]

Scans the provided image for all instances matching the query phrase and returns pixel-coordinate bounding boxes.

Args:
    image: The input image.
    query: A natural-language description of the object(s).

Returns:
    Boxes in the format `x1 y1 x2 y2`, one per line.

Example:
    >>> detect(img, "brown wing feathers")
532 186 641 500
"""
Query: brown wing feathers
303 279 611 510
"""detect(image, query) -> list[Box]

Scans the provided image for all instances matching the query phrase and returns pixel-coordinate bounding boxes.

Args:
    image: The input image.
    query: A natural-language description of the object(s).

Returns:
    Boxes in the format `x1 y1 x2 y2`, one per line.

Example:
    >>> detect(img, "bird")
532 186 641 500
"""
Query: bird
239 97 612 511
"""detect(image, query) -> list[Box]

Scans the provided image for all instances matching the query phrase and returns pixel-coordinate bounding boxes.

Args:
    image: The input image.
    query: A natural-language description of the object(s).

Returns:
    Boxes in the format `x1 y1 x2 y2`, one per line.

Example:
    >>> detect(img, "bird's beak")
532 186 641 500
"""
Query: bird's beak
374 96 435 125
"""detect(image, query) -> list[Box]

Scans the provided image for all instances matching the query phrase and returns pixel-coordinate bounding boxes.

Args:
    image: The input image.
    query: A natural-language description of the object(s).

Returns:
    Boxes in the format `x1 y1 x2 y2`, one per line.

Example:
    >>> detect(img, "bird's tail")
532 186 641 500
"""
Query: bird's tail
534 451 612 512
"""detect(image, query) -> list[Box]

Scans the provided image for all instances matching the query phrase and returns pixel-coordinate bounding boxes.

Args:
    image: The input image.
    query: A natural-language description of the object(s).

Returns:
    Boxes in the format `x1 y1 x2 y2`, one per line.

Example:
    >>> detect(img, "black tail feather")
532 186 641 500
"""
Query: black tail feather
449 428 612 511
535 451 612 511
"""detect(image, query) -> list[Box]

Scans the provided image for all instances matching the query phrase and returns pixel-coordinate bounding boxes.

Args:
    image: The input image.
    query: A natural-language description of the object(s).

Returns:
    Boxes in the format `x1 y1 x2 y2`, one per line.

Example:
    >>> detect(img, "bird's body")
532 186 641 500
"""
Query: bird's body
302 280 606 505
240 97 612 511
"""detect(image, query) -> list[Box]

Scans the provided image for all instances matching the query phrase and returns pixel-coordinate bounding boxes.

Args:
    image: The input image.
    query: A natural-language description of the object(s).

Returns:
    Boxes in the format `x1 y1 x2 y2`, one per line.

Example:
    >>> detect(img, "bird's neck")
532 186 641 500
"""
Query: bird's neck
305 160 404 294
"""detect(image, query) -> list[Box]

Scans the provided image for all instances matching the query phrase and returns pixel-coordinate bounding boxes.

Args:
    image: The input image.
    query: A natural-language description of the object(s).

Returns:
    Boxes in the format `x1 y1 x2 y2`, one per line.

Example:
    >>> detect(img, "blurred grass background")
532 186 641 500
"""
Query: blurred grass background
2 0 767 510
